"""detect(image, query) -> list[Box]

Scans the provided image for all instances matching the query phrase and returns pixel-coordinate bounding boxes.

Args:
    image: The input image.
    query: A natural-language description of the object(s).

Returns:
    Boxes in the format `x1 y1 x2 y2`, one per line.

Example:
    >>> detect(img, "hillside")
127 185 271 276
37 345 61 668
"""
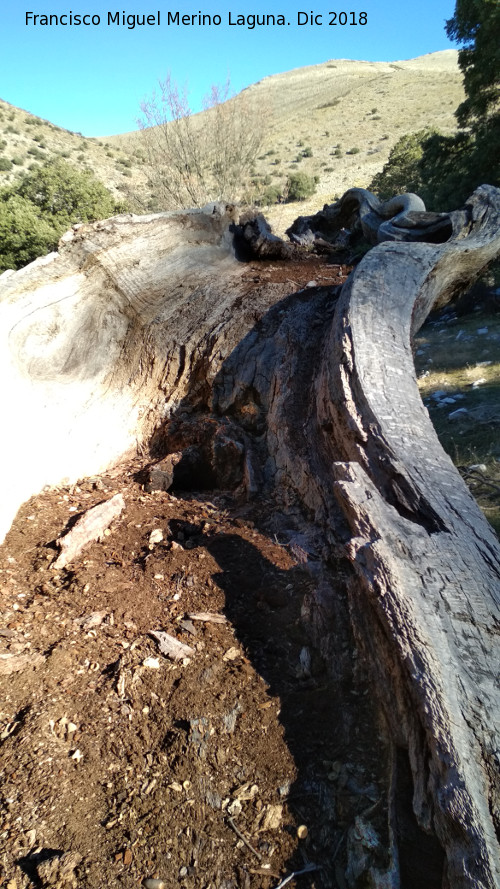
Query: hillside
0 51 464 229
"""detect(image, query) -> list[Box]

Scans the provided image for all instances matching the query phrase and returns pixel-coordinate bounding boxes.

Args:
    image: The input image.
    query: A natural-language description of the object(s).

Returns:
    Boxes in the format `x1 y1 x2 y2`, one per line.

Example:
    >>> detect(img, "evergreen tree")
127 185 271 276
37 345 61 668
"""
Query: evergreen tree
0 159 125 272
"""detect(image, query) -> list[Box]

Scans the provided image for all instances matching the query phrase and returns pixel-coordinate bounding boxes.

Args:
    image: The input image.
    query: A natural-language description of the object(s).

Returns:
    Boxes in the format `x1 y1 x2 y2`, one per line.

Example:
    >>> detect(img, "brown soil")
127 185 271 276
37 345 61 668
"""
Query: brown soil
0 445 387 887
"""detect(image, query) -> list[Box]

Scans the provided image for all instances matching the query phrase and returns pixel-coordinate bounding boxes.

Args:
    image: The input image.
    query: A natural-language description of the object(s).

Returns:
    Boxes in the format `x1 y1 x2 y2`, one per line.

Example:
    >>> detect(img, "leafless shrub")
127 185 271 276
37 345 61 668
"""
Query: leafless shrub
138 75 269 209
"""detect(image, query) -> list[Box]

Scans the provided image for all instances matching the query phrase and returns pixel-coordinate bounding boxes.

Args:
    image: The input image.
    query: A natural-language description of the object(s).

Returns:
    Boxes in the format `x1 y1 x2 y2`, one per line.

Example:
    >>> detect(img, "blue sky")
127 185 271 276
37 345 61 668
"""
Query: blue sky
2 1 457 136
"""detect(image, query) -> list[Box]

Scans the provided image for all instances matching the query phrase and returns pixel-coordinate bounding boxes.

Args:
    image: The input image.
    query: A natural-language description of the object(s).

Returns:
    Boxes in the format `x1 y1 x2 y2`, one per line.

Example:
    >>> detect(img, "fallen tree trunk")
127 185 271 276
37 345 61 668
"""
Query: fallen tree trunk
1 187 500 887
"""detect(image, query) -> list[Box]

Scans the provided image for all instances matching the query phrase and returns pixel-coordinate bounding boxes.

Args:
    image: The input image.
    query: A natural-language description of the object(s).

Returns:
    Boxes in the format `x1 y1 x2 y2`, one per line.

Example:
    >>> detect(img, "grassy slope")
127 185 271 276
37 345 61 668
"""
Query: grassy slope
0 50 463 225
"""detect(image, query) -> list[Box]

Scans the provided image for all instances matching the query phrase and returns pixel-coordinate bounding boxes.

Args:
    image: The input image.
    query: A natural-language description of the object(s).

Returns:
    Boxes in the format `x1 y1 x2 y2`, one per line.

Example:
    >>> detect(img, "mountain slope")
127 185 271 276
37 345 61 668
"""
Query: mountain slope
0 51 464 229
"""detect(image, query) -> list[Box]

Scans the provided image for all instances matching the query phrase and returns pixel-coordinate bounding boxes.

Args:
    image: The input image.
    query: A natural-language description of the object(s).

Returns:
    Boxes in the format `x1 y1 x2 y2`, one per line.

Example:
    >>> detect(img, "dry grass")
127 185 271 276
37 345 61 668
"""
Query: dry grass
0 50 464 220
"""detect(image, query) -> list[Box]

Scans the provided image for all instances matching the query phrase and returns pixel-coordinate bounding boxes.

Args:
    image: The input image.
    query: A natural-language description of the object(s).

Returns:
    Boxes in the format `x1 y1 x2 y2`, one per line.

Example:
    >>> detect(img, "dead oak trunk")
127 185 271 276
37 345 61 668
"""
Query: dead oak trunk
1 187 500 887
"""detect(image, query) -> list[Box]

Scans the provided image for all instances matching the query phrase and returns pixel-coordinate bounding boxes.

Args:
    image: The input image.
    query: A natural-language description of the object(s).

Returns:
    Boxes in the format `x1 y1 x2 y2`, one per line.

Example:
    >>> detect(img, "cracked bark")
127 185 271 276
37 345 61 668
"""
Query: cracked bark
1 188 500 887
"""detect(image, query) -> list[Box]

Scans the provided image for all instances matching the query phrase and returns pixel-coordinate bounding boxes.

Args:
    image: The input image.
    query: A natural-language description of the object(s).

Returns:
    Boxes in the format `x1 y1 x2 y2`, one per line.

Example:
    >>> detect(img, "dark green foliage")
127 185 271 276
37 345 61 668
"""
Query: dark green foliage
303 147 313 157
370 1 499 210
369 130 433 200
27 147 46 159
287 172 317 201
0 159 125 272
256 184 282 205
446 0 500 127
0 193 59 271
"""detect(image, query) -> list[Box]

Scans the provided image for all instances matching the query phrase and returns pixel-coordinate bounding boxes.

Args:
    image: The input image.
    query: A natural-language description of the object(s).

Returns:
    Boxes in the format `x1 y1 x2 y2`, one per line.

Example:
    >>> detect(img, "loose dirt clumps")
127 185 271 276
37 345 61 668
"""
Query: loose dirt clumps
0 462 387 889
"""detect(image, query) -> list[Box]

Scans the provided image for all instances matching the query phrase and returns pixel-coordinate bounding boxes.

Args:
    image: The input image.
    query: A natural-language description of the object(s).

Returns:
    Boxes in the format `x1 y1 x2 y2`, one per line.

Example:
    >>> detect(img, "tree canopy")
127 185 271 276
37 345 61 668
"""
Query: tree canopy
446 0 500 127
0 159 125 273
370 0 499 210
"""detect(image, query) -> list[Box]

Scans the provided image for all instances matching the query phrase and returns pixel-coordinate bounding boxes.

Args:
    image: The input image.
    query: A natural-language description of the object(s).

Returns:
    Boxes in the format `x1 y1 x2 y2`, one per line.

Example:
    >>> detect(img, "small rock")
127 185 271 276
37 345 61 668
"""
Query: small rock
223 647 241 661
123 848 132 866
142 657 160 669
448 408 469 419
149 528 164 546
297 825 308 839
228 799 243 817
477 327 488 334
262 804 283 830
37 851 82 888
472 377 487 388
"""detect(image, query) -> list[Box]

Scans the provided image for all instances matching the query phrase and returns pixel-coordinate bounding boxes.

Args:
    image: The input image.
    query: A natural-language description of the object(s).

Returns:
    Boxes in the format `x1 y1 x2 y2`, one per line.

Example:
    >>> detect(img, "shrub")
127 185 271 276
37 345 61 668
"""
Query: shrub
303 147 313 157
11 156 24 166
139 73 268 207
0 158 126 272
369 130 433 200
5 125 20 135
0 192 59 272
287 172 317 201
347 147 361 155
17 158 122 226
262 184 282 204
0 158 13 171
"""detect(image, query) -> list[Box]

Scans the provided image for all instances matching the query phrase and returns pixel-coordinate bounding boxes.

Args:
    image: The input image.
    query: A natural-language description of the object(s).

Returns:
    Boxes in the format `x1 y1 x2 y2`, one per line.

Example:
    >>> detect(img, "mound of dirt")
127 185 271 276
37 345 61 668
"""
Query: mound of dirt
0 462 387 889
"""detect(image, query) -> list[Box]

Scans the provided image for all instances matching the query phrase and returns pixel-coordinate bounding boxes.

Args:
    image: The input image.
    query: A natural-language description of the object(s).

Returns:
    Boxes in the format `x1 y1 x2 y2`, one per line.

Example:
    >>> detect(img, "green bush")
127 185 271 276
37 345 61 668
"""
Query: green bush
11 156 24 166
27 147 46 159
0 193 59 271
0 159 126 272
0 158 13 171
369 130 434 200
302 147 313 157
263 184 282 204
287 172 317 202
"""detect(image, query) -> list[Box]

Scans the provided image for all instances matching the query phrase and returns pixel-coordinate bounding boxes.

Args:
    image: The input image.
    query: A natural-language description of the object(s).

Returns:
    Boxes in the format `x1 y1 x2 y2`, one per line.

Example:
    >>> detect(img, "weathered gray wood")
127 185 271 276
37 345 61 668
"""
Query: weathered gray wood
0 205 293 542
215 185 500 888
1 186 500 887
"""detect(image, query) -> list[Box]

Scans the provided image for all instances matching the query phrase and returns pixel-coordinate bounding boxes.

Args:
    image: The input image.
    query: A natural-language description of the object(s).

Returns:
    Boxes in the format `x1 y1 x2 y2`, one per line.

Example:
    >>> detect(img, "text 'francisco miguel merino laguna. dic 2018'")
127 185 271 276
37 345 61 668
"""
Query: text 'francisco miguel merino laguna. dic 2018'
25 10 368 28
